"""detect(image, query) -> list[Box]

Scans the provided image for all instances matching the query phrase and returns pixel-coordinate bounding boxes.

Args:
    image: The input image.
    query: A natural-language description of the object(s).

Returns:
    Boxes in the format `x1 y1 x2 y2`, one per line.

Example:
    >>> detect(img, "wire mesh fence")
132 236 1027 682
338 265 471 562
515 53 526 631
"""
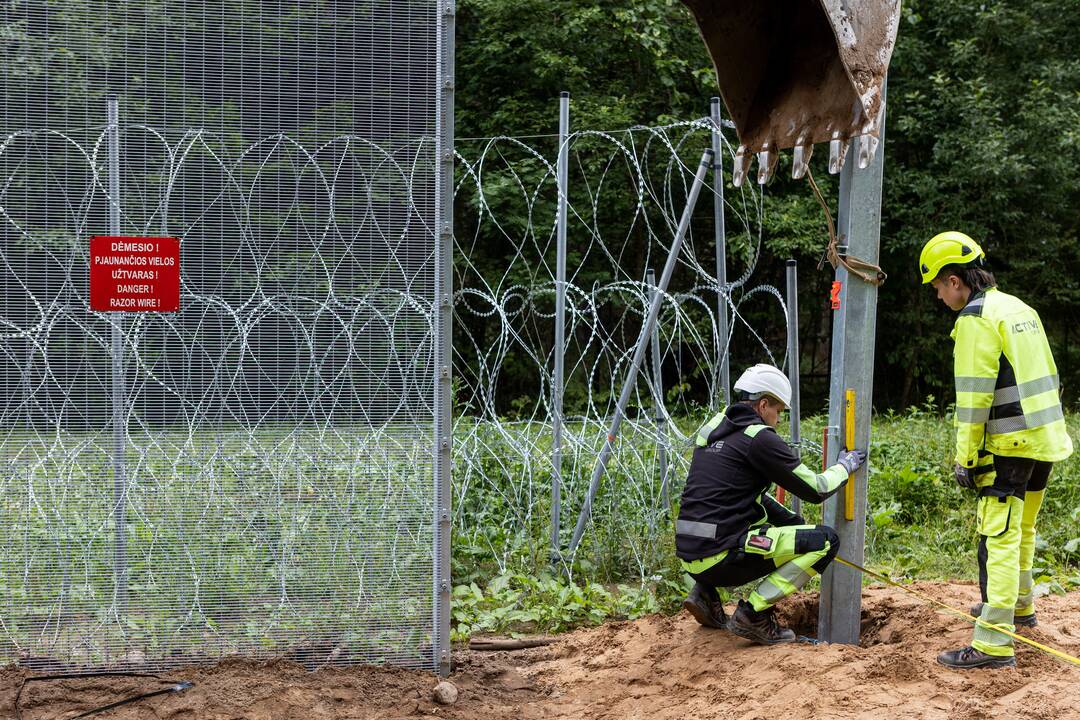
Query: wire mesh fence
1 1 806 674
1 1 447 670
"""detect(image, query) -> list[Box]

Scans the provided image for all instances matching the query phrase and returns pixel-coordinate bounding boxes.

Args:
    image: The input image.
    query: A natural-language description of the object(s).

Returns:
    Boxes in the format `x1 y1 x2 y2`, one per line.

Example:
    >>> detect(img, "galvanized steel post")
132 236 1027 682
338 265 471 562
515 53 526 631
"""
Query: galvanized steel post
785 259 802 517
818 92 887 645
434 0 455 677
646 269 669 513
552 91 570 562
567 148 713 557
106 95 128 619
710 98 731 407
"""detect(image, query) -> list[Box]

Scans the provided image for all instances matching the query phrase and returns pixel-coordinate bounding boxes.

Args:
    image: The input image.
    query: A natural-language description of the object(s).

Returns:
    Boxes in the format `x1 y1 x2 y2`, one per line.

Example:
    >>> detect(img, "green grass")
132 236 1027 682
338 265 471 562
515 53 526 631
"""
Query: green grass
3 412 1077 652
0 426 437 664
451 408 1080 639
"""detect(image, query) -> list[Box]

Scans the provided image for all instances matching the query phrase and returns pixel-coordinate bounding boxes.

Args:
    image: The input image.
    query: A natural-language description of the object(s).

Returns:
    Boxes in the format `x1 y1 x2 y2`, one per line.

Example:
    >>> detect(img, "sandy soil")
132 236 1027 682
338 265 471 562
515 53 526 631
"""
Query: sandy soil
3 581 1079 720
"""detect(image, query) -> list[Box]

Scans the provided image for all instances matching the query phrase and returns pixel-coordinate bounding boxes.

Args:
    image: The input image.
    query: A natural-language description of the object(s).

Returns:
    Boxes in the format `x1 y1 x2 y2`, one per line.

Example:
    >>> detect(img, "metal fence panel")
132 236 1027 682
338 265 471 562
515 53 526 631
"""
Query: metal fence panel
0 0 444 670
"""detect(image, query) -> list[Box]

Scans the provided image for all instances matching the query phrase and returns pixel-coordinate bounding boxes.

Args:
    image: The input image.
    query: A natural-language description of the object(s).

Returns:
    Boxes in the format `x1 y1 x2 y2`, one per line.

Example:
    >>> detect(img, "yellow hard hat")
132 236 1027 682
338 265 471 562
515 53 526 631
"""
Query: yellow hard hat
918 231 985 284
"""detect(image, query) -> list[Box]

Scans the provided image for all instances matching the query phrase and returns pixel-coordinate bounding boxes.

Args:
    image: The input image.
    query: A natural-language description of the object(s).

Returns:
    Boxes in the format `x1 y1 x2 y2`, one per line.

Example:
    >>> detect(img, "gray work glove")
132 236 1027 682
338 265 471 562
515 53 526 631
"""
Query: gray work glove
837 449 867 475
954 463 976 489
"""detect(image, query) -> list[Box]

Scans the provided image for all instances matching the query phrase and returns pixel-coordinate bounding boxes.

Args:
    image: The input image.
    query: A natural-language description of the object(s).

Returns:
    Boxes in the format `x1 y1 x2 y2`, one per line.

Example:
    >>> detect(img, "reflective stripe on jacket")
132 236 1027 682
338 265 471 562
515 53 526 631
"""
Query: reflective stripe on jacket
951 287 1072 467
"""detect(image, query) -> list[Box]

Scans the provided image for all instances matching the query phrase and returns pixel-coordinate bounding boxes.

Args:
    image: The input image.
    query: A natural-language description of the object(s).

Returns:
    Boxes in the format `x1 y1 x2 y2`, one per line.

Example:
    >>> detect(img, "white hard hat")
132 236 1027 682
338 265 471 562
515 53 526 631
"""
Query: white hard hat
734 363 791 407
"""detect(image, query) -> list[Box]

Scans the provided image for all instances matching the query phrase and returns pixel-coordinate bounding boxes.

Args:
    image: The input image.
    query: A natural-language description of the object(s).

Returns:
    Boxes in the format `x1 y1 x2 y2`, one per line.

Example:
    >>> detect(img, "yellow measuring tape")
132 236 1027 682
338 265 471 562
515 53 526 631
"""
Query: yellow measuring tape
836 556 1080 668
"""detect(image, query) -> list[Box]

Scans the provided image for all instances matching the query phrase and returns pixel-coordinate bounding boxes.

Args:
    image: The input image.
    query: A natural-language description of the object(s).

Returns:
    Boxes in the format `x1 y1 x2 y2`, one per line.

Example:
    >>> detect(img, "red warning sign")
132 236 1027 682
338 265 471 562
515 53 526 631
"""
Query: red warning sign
89 236 180 312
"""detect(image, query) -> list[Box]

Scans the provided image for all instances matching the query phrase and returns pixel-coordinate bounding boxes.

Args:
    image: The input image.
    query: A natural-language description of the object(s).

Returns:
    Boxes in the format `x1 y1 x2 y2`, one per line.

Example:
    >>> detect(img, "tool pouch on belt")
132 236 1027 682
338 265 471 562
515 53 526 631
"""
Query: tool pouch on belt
744 526 774 555
976 489 1013 537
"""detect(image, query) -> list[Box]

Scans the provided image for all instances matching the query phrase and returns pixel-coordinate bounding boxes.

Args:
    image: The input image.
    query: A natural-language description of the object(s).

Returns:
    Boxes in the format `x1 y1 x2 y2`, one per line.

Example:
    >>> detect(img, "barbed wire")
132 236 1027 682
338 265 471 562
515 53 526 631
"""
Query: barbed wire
451 119 799 579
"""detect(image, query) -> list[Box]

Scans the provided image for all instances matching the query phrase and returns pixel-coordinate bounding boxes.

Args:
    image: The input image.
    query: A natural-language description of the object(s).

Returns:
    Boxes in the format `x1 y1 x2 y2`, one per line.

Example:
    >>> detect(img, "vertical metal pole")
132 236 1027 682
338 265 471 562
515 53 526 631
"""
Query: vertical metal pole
433 0 455 677
646 269 669 513
710 98 730 407
819 86 887 645
552 91 569 561
107 95 128 619
785 259 802 517
822 242 850 569
567 148 713 556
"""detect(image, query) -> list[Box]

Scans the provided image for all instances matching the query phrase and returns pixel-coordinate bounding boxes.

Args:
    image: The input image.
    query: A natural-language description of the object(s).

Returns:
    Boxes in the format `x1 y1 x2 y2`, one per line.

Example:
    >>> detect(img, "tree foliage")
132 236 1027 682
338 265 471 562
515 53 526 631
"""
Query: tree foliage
456 0 1080 412
880 0 1080 408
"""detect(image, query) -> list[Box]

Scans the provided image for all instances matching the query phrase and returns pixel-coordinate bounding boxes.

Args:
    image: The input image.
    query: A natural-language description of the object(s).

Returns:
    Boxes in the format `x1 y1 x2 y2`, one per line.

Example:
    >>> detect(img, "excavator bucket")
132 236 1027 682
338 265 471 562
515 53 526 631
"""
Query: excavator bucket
682 0 900 185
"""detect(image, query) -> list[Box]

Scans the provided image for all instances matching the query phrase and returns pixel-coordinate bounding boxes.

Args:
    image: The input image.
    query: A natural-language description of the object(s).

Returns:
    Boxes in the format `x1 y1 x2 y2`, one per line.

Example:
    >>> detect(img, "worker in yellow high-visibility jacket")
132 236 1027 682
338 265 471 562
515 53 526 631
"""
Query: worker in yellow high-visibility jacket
920 231 1073 669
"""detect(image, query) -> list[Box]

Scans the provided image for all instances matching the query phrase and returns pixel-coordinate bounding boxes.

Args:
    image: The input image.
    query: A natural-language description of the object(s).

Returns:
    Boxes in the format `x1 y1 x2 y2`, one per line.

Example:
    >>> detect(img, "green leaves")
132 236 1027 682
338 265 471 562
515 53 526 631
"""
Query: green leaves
878 0 1080 407
457 0 711 139
450 571 677 641
456 0 1080 412
871 501 902 530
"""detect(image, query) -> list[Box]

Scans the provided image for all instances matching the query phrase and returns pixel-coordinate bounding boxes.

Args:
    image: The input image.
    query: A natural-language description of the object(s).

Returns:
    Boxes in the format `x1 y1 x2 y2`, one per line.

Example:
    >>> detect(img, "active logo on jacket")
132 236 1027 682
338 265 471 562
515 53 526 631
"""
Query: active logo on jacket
1010 320 1041 336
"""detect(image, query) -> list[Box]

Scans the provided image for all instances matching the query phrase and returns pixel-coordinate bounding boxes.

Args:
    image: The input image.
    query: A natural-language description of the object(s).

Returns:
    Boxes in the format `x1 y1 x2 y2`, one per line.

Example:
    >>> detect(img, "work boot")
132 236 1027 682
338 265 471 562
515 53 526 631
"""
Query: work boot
683 582 727 629
971 602 1036 628
937 645 1015 669
727 599 795 645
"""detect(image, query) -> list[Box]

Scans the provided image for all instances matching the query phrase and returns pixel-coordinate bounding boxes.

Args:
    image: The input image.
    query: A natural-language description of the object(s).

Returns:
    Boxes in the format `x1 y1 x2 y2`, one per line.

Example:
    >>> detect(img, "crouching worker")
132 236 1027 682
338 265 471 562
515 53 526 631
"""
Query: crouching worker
675 363 867 644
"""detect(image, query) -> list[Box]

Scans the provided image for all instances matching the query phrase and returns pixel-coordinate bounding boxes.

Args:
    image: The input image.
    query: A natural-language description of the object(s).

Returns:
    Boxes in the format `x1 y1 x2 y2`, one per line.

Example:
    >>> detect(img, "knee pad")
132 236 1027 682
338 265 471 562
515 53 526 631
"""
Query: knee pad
795 525 839 572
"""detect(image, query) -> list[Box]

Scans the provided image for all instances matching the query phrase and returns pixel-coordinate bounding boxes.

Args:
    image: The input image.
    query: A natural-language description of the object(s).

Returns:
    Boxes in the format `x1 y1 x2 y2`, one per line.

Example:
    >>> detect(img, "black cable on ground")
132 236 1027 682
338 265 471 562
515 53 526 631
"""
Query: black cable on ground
13 671 193 720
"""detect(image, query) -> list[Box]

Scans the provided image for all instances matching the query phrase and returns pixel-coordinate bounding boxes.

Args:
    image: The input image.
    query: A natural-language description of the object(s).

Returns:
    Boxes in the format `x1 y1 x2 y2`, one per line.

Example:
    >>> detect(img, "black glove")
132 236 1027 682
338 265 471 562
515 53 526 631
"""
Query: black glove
837 449 867 475
954 463 976 489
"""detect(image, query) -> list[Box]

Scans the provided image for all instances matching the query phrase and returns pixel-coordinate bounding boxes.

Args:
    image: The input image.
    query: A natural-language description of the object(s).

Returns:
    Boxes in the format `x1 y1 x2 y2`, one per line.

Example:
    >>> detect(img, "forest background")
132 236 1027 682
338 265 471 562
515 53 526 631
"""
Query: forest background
455 0 1080 414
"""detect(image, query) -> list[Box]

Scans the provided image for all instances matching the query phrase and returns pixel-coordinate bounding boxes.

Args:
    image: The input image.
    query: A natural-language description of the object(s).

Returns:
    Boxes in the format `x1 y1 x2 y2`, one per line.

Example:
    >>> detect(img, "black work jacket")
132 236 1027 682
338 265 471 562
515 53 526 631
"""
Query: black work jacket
675 404 847 561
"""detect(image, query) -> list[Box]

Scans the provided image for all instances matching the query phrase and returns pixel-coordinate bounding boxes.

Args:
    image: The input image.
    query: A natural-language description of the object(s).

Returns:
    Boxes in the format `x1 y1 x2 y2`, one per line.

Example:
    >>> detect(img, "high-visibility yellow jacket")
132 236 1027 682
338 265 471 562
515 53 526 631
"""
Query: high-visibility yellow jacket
951 287 1073 467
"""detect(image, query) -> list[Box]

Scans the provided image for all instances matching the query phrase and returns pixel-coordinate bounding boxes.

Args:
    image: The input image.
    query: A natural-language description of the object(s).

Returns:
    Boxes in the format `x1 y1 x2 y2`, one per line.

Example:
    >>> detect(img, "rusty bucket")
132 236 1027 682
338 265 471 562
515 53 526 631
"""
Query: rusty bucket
682 0 900 184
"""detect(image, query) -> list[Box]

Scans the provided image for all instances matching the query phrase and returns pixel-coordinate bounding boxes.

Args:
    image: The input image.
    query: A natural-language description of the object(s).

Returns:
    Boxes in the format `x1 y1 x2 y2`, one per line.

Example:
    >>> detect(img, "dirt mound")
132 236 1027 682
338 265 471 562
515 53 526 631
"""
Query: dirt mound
3 582 1079 719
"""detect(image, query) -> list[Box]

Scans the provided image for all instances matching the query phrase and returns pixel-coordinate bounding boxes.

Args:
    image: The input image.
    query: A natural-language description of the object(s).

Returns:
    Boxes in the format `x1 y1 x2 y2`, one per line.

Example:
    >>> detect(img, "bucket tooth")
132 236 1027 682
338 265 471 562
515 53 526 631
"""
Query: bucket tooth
732 144 751 187
756 143 777 185
829 132 849 174
856 133 879 169
792 136 813 179
855 105 885 169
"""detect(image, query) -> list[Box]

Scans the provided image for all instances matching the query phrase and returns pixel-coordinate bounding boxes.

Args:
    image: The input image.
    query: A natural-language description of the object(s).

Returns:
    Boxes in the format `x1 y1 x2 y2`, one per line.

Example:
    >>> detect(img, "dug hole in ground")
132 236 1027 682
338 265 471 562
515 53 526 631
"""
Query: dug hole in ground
3 582 1078 719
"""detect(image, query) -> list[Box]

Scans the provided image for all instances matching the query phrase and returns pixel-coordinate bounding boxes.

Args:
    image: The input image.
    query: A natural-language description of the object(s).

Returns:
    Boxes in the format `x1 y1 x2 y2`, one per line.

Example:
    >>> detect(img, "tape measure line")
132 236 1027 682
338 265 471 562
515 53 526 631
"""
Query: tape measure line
836 556 1080 668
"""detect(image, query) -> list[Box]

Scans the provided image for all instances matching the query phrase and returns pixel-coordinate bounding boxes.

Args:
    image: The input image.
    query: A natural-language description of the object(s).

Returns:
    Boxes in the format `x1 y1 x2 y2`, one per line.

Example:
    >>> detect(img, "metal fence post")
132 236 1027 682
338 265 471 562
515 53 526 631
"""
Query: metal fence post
646 269 669 513
785 259 802 517
552 91 570 562
433 0 456 677
819 88 887 645
106 95 128 620
710 98 731 407
567 148 713 557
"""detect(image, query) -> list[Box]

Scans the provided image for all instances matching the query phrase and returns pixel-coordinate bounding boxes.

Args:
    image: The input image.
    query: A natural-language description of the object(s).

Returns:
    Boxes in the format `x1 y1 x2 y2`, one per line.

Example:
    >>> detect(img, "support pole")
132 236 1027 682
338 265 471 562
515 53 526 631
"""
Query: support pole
106 95 128 619
646 269 669 513
818 90 887 645
433 0 456 677
552 91 569 562
567 148 713 557
710 98 730 407
785 259 802 517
